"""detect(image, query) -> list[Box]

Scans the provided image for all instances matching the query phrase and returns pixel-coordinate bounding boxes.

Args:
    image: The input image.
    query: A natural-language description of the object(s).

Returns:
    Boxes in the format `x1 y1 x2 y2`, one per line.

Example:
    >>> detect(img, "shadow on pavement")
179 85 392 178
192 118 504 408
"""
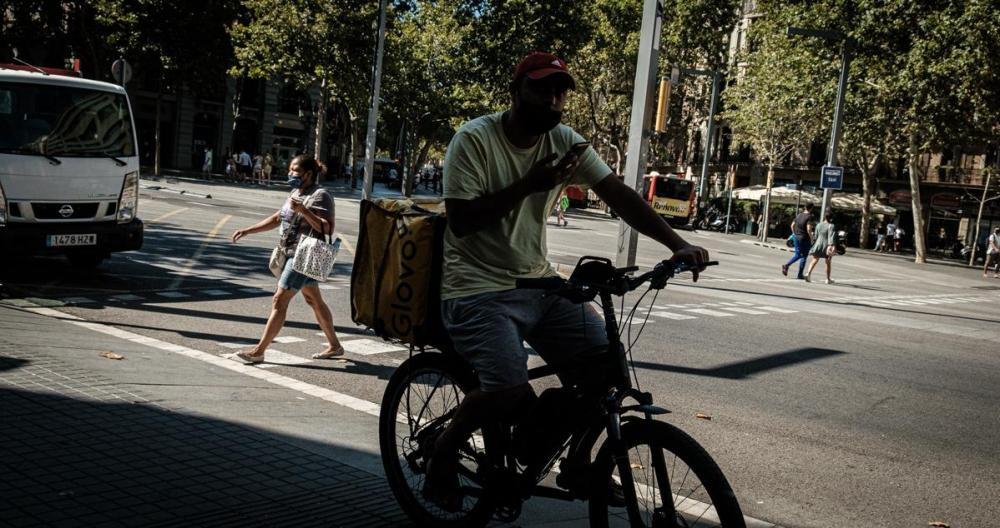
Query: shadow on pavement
0 386 408 527
631 347 845 380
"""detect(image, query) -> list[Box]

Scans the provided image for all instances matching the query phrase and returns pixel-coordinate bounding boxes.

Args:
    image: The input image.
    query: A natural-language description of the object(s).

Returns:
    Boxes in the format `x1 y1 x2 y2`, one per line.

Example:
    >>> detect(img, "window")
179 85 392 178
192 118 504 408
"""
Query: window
0 82 135 157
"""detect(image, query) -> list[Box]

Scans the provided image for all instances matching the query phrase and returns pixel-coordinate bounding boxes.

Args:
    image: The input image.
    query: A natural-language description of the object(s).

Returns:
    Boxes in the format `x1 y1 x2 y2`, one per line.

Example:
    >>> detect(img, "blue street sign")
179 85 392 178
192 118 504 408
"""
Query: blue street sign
821 165 844 190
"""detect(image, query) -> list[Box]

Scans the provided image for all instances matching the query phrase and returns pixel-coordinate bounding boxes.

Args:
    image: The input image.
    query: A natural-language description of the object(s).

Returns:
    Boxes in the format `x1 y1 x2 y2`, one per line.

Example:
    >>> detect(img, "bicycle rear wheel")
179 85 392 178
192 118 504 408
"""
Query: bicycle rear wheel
589 419 745 528
379 352 494 527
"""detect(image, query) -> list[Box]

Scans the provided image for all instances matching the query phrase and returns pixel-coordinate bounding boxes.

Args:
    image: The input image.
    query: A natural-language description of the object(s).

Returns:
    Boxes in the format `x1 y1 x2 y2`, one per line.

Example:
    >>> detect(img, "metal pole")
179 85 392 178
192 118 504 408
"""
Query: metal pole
617 0 663 268
698 72 721 210
724 169 734 234
362 0 388 201
821 41 852 220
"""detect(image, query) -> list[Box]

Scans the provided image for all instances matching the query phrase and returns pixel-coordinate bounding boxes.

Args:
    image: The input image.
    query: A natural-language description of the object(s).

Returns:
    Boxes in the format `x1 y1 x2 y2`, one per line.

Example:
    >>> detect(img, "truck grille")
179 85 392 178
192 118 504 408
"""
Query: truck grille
31 202 100 219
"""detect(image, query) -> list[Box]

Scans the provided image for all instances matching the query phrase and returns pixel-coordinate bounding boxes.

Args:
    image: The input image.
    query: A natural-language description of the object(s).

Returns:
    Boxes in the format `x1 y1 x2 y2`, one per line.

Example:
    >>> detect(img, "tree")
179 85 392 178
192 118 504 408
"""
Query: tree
723 8 827 240
853 0 1000 263
381 0 489 196
96 0 239 176
230 0 375 170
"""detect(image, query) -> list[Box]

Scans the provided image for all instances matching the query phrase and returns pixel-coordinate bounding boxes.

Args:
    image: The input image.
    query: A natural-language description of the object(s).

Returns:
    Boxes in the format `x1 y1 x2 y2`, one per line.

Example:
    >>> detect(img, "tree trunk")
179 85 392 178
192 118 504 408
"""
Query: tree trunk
348 110 358 189
907 133 927 264
859 156 875 249
313 80 328 181
762 163 775 241
154 79 162 178
969 172 991 266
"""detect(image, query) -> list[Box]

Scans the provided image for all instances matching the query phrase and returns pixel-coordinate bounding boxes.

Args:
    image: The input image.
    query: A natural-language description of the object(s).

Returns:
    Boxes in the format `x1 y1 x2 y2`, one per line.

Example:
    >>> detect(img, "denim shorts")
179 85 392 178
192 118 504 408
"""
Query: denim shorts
442 288 609 392
278 257 318 291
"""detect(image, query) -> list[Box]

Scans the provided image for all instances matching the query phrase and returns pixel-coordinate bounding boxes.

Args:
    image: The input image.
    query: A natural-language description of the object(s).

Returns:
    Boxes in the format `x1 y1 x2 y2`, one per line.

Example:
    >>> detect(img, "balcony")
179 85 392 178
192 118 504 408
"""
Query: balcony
924 166 992 187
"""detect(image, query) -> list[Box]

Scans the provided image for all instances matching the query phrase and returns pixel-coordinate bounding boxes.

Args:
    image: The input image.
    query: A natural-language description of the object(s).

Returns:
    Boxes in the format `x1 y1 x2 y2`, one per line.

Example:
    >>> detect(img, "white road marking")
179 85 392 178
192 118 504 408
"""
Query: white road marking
109 294 144 302
684 308 735 317
218 342 252 349
319 284 340 290
649 311 697 320
755 306 798 314
201 289 231 296
62 297 97 305
253 349 312 367
239 288 269 294
721 307 769 315
156 291 191 298
342 338 407 355
272 336 306 344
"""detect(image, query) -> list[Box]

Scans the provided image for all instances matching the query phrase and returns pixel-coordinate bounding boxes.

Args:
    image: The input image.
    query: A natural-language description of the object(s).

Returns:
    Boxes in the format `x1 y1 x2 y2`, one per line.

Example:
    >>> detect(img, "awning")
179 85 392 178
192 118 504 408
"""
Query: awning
729 186 896 214
730 185 822 205
829 192 896 215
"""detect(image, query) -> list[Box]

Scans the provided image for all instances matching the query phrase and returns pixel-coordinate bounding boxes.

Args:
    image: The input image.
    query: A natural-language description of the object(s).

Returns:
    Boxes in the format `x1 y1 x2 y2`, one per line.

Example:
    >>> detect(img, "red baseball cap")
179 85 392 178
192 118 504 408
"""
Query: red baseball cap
512 51 576 90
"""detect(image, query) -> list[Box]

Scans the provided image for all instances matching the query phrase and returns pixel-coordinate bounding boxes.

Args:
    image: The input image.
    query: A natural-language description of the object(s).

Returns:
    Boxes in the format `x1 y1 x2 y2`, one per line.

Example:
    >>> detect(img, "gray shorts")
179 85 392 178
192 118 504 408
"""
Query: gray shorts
442 288 609 392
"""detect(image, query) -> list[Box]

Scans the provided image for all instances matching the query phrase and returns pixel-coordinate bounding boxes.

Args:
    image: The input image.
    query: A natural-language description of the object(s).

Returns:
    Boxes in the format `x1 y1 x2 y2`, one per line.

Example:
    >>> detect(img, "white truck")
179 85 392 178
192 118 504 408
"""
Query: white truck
0 66 143 268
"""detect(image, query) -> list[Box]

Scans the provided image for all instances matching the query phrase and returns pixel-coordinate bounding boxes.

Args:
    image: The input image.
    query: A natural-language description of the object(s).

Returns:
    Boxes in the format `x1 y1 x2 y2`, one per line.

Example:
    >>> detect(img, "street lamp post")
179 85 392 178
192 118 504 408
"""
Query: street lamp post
362 0 388 200
787 26 854 221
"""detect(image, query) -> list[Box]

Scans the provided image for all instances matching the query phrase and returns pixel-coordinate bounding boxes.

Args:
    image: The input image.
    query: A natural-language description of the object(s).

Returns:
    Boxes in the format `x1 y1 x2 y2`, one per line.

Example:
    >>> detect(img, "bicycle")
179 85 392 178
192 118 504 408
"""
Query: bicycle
379 256 746 527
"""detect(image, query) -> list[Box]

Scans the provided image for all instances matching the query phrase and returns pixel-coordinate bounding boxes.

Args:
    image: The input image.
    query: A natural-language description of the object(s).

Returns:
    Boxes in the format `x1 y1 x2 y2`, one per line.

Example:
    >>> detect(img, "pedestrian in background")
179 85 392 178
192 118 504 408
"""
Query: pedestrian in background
238 149 252 183
983 227 1000 278
557 191 570 226
894 225 905 253
263 151 274 186
229 153 345 363
874 222 886 251
202 147 213 176
782 203 813 280
885 222 896 252
252 154 263 185
804 211 837 284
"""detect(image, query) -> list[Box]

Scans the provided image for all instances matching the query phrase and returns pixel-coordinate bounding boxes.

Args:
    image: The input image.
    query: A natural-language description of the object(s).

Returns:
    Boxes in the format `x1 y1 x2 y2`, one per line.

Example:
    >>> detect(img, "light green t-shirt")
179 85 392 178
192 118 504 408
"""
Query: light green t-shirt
441 112 612 300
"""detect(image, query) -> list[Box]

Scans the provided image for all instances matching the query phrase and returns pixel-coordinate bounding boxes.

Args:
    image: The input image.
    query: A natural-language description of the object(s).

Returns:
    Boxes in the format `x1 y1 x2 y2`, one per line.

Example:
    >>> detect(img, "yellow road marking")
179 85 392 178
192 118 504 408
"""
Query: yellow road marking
336 233 355 256
168 214 233 290
148 207 189 224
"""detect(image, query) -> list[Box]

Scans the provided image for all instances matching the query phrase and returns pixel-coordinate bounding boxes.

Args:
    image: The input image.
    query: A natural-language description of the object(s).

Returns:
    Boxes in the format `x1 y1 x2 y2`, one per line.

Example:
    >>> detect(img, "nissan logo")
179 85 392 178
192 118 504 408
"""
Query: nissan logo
59 204 74 218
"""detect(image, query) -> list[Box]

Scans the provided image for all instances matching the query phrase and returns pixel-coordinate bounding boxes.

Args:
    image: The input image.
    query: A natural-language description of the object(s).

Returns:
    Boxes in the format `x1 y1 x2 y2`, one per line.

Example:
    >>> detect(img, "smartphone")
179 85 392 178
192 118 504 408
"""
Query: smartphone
558 141 590 166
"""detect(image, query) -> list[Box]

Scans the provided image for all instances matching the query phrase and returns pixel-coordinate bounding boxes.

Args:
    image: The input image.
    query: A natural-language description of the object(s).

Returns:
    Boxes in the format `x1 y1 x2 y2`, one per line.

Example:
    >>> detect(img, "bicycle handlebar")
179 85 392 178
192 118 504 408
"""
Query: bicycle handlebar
516 258 718 300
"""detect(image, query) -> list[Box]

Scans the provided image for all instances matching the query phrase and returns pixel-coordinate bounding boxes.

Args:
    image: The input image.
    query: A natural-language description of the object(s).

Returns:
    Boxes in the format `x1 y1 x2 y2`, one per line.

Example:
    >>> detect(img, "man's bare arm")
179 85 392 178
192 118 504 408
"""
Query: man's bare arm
592 175 689 251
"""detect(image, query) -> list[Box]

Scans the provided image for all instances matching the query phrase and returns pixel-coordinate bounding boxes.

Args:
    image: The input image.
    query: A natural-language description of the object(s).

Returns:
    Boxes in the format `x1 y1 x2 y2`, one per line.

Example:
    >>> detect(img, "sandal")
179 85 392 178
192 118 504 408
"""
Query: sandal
312 346 345 360
232 348 264 364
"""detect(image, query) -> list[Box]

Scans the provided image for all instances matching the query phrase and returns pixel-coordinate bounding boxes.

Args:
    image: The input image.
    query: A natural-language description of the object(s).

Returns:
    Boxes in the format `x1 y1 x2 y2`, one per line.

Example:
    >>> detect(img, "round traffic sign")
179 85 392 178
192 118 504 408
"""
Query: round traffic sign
111 59 132 85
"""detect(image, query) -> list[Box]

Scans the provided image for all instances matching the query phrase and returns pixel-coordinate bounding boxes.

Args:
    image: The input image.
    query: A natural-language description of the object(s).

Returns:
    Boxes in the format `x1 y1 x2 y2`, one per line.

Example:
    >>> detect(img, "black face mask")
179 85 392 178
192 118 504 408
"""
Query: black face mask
516 98 562 135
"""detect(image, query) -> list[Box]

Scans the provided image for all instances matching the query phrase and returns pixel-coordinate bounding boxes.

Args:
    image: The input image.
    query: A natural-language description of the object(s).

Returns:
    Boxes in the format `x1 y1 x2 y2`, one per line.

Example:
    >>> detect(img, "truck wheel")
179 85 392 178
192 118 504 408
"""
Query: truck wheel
68 252 106 270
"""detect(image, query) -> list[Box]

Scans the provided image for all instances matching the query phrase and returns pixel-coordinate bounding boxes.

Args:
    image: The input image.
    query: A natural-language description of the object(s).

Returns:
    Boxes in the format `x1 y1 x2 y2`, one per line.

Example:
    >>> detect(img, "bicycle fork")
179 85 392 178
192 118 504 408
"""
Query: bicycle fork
607 410 680 528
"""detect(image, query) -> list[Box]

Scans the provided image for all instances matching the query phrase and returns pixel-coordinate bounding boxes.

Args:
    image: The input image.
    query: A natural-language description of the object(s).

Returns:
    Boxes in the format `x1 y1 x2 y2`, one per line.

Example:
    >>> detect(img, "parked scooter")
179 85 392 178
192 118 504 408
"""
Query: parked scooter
695 205 738 232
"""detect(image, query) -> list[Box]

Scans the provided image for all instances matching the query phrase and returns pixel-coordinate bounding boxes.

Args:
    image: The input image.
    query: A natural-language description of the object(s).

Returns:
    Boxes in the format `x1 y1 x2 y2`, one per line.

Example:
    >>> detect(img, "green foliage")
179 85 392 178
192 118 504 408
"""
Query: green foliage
229 0 374 108
95 0 239 91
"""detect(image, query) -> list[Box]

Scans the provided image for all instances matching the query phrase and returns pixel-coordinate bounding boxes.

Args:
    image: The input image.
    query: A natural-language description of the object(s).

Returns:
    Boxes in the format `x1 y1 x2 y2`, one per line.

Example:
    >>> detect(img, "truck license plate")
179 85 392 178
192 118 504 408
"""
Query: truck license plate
47 234 97 247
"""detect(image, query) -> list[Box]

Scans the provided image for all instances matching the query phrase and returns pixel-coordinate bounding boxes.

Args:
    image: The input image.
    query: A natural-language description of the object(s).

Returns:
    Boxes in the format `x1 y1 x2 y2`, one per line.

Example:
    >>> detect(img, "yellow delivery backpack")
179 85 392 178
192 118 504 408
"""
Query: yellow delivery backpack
350 198 448 348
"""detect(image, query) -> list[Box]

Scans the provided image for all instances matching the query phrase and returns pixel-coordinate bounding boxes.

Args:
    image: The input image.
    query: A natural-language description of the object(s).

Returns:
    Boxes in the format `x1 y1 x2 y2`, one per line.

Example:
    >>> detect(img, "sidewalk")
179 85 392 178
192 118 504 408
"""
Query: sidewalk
0 302 597 527
0 303 409 527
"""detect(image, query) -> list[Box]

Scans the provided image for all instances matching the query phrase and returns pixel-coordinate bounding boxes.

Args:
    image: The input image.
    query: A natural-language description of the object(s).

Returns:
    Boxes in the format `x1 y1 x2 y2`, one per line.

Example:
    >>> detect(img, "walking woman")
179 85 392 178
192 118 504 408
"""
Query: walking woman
229 154 345 363
804 211 838 284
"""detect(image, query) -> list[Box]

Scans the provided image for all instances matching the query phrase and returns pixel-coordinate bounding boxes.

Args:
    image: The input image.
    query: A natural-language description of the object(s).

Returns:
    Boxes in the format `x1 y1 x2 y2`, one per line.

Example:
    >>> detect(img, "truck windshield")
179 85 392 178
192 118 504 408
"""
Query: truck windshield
0 81 135 158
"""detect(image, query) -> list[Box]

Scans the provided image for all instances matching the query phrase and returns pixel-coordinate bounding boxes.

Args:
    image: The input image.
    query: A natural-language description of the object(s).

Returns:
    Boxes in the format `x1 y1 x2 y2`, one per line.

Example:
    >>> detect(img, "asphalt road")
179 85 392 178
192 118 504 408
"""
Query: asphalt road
3 177 998 528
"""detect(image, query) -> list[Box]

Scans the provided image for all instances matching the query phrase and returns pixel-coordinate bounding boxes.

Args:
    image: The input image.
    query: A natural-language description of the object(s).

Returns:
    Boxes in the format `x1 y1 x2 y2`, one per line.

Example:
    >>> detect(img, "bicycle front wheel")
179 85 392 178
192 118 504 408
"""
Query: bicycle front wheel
589 419 745 528
379 352 494 527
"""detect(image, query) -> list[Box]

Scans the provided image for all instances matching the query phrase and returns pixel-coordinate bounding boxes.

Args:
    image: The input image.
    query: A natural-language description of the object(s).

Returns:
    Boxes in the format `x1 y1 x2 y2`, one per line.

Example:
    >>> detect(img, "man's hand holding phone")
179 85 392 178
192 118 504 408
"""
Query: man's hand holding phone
524 141 590 193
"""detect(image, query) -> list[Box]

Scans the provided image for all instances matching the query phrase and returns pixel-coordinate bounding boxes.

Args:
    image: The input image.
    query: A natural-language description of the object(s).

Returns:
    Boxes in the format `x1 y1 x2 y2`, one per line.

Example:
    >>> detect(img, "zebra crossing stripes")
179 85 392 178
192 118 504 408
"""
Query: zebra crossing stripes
109 294 144 302
272 336 306 344
755 306 799 314
719 306 769 315
683 308 735 317
156 291 190 298
201 289 230 296
648 310 696 320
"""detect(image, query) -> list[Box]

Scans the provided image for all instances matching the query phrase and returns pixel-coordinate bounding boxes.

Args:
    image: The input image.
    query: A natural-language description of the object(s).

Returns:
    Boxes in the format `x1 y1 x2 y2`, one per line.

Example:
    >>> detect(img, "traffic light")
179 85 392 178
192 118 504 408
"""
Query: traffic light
654 77 670 133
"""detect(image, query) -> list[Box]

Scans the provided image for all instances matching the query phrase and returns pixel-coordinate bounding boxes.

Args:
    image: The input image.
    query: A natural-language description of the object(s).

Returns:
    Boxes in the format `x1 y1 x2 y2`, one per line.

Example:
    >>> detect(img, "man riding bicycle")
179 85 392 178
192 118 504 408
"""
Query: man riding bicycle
425 51 710 510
